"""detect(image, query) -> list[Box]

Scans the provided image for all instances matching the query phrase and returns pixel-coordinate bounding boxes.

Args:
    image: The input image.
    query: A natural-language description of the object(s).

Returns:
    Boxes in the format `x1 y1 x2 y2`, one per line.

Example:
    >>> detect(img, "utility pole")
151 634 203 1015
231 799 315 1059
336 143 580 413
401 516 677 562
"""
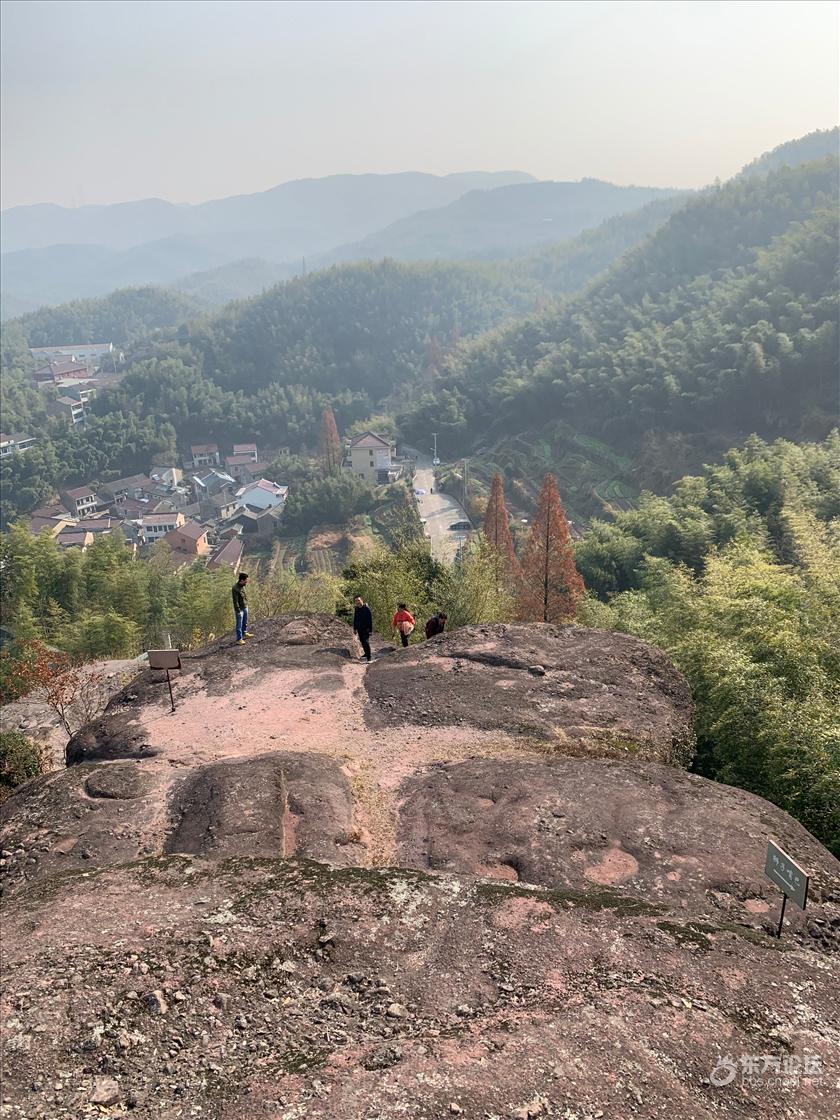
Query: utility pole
432 432 437 461
462 457 470 512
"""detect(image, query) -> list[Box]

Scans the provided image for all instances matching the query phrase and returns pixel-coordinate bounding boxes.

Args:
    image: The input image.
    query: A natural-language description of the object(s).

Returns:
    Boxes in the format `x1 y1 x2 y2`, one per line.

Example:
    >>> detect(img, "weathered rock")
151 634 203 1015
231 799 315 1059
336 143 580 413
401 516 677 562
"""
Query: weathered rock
89 1076 121 1106
165 751 357 863
1 857 838 1119
84 763 154 800
142 990 169 1016
365 623 695 763
1 616 838 1119
396 755 840 930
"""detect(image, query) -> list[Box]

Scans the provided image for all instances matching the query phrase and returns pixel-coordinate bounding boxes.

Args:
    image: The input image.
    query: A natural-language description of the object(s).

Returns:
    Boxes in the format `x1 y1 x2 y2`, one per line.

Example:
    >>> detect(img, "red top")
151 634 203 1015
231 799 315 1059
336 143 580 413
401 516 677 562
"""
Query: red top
392 609 415 629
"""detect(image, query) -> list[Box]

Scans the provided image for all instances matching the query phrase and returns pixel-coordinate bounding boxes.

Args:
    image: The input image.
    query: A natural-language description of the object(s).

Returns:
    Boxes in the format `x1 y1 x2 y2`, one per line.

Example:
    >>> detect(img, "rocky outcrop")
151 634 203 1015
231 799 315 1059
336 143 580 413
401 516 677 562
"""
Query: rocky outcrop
365 623 695 763
396 755 837 923
2 616 839 1120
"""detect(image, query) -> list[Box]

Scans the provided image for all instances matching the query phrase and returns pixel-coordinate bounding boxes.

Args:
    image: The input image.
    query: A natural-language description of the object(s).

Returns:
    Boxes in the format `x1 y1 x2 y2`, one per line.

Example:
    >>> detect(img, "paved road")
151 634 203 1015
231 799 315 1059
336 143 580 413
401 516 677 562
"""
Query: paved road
406 448 470 564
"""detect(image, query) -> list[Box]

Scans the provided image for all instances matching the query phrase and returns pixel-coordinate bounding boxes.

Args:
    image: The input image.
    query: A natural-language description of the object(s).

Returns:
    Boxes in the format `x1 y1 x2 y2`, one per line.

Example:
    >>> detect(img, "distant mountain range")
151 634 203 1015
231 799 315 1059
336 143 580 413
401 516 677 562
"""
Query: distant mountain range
2 129 835 318
3 170 538 315
0 172 682 316
1 170 536 253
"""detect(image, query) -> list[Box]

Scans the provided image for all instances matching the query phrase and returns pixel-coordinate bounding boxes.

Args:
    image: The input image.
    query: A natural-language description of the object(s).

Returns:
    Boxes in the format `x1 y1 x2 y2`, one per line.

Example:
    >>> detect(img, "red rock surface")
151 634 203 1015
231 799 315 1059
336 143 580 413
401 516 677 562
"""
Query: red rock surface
1 616 838 1119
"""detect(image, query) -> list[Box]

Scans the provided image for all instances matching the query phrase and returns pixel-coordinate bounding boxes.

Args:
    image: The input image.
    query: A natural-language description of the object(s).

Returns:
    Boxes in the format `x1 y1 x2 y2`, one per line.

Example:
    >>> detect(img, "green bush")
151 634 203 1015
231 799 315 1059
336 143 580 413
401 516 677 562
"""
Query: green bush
0 730 45 798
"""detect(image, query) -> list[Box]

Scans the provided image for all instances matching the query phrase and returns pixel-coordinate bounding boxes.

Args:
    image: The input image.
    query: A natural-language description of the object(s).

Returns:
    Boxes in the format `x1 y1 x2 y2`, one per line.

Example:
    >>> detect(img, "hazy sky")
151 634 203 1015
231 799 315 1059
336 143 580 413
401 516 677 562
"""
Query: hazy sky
1 0 837 209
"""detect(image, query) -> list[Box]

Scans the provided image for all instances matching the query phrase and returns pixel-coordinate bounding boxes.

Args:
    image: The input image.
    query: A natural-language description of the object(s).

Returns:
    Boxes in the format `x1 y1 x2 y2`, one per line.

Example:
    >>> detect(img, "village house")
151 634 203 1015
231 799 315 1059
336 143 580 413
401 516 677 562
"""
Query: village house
232 442 259 462
56 529 94 551
142 511 186 543
29 514 74 538
346 431 401 484
202 491 239 522
0 432 37 457
190 443 221 468
223 455 260 483
98 474 154 505
52 396 86 425
31 501 72 520
235 478 288 513
207 537 244 573
29 342 114 368
75 517 116 536
150 466 184 489
49 384 97 425
151 484 193 512
32 358 95 386
162 520 211 564
111 496 150 519
192 469 235 499
145 467 193 511
60 485 99 518
226 504 285 538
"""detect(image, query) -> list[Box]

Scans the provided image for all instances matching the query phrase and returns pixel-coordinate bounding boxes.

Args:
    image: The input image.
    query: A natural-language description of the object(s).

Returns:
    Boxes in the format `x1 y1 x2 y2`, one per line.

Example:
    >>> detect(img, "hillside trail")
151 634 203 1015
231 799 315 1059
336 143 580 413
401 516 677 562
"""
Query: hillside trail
136 648 531 866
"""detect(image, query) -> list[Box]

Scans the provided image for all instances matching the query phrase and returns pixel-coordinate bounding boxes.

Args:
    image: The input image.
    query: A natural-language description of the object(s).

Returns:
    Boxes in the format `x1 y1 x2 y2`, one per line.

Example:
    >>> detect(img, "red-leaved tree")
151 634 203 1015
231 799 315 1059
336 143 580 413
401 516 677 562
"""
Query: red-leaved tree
518 474 584 623
319 408 343 476
483 473 520 588
0 639 109 736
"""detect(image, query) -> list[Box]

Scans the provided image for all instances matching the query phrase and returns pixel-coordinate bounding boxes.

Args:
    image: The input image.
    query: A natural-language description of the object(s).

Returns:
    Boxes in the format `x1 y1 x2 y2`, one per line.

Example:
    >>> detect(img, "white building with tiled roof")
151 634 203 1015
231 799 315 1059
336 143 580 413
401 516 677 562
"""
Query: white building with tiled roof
235 478 288 512
346 431 399 484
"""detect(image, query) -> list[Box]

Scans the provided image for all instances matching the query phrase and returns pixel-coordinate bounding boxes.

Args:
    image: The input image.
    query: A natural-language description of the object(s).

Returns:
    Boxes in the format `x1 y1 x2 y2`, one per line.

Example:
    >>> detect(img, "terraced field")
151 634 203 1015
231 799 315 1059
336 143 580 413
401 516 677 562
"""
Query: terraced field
466 421 639 524
303 517 379 577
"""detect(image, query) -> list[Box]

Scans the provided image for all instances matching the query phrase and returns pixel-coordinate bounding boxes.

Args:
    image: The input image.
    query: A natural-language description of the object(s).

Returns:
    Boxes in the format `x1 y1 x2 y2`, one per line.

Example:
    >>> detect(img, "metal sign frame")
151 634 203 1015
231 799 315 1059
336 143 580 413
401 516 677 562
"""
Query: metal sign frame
147 649 182 712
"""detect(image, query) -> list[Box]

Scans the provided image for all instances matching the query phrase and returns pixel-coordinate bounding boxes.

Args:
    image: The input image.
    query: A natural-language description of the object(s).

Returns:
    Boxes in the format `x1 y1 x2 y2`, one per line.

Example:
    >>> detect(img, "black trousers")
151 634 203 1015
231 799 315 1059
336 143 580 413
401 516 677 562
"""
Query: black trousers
399 631 409 648
356 630 372 660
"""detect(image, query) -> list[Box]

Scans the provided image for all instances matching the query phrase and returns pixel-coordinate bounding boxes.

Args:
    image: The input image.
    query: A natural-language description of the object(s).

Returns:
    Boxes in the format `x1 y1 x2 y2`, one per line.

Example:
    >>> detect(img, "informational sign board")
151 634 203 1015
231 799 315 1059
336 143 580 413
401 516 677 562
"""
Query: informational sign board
765 840 809 910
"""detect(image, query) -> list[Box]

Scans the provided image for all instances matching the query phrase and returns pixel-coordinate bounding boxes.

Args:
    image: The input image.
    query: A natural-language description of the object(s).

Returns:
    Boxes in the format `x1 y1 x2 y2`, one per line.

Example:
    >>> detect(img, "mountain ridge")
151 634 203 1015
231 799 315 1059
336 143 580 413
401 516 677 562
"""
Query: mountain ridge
1 170 537 253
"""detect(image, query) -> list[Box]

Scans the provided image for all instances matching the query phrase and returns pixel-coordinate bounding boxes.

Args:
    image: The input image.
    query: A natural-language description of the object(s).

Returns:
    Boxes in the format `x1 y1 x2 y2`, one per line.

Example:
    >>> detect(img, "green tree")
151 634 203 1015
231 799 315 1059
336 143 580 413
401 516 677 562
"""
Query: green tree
432 534 515 629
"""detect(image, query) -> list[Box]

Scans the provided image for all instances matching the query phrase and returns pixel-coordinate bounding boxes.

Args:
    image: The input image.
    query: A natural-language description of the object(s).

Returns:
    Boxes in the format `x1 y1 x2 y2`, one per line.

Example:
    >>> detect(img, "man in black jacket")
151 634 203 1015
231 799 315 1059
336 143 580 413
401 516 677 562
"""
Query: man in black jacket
232 572 252 645
425 611 447 639
353 596 373 662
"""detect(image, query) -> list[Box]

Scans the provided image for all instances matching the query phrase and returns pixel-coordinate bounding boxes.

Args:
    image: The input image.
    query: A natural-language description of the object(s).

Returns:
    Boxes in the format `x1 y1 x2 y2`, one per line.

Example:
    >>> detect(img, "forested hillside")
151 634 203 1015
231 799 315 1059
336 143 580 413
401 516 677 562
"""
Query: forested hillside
0 261 540 524
2 149 837 531
738 126 838 178
0 286 202 439
320 178 683 264
577 434 840 854
401 159 839 499
100 261 542 454
7 285 200 349
512 194 689 297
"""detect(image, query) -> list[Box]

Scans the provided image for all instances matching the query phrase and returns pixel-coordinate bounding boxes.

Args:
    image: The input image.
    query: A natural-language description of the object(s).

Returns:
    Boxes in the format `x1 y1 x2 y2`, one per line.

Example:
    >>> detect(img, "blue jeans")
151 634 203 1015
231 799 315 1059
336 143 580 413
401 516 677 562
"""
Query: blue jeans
236 608 248 640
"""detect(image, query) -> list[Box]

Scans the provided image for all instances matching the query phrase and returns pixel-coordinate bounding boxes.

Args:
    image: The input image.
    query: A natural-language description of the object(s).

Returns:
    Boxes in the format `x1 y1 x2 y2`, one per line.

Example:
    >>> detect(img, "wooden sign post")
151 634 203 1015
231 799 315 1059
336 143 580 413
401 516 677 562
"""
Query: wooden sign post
147 649 182 713
764 840 809 939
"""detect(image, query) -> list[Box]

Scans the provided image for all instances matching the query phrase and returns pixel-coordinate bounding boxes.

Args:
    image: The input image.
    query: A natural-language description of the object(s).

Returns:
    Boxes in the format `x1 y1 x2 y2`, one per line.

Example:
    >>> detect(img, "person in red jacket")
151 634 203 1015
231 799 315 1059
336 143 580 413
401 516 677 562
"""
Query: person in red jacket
391 603 415 648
